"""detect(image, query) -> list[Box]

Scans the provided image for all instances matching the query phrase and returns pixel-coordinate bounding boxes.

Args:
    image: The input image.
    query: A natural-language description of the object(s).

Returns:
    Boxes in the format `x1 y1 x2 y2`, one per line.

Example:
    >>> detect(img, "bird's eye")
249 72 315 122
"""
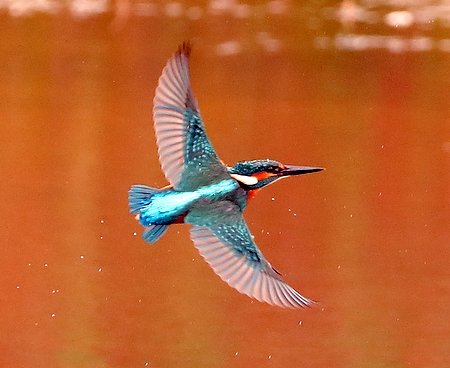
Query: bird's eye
273 165 284 173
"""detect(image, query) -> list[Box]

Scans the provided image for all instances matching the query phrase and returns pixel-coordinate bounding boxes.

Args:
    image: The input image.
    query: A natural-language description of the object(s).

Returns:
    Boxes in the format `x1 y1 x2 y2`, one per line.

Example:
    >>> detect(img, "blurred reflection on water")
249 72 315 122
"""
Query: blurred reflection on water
2 0 450 52
0 1 449 368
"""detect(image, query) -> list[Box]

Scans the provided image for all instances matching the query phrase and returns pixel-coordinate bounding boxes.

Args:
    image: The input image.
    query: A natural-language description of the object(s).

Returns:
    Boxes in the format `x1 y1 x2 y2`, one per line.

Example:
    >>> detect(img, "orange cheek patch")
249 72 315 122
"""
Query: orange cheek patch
253 172 274 181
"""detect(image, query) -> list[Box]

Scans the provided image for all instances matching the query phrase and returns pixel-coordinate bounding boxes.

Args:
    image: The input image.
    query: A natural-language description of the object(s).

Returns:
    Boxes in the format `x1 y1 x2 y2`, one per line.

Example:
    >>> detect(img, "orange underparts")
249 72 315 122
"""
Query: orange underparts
174 215 185 223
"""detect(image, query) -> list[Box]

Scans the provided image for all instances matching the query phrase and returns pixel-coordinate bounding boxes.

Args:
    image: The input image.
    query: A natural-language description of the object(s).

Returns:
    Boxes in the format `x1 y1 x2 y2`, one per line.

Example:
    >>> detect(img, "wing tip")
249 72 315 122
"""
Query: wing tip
177 41 192 58
190 225 319 310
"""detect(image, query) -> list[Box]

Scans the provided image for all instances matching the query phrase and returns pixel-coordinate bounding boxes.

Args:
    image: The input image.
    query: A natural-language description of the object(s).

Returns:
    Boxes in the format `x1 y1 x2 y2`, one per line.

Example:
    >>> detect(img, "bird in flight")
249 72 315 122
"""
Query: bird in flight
129 42 323 308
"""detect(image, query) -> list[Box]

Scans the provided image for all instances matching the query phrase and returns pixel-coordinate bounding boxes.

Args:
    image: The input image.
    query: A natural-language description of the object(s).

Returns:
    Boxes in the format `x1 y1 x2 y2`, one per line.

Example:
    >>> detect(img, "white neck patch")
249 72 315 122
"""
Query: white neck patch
230 173 258 186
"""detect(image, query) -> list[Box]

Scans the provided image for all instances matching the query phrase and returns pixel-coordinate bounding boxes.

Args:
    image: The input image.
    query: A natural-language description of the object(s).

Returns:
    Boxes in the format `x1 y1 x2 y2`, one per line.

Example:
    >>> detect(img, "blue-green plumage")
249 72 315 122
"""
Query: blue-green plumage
128 42 324 309
129 179 242 226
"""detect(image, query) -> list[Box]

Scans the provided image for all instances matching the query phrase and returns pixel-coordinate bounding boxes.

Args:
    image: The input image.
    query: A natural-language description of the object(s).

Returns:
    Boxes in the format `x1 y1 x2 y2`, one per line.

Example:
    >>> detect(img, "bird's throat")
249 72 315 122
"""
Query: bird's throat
247 189 260 200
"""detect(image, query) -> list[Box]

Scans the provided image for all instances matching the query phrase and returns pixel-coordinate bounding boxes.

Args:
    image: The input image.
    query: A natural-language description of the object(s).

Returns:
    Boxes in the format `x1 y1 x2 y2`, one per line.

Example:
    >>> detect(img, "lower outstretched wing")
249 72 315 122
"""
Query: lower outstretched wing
186 203 315 309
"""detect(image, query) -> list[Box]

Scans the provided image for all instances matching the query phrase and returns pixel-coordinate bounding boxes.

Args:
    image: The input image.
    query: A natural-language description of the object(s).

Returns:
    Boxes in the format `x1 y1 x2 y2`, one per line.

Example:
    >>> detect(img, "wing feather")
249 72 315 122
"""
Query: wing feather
153 44 193 187
152 42 229 189
189 223 315 309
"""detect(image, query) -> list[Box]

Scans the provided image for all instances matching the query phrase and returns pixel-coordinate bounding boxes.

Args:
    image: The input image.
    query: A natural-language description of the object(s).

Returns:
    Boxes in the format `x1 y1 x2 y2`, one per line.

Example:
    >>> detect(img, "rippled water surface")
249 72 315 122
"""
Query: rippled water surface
1 1 449 367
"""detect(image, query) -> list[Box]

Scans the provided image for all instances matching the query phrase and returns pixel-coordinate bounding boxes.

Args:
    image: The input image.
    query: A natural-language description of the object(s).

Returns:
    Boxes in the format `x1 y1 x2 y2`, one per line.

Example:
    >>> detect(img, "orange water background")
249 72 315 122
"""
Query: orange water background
0 1 449 367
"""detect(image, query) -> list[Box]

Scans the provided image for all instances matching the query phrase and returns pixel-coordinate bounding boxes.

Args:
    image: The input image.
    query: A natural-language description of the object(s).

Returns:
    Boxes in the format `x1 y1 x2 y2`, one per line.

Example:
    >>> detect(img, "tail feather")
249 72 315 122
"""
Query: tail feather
143 224 169 243
129 184 169 244
128 185 160 214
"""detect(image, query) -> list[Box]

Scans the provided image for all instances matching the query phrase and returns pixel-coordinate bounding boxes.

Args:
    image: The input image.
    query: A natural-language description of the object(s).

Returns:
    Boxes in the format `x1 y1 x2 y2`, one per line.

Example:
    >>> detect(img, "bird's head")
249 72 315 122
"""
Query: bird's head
229 159 324 190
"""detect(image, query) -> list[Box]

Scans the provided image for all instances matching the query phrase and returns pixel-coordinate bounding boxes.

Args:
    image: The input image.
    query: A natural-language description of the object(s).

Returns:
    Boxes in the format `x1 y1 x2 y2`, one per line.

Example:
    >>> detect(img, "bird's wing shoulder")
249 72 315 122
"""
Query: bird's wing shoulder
153 42 229 190
186 201 314 308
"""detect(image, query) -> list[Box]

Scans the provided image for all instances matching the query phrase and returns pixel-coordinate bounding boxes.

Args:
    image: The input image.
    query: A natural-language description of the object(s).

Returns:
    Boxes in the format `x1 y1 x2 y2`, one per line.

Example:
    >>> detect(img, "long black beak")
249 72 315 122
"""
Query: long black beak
279 165 324 177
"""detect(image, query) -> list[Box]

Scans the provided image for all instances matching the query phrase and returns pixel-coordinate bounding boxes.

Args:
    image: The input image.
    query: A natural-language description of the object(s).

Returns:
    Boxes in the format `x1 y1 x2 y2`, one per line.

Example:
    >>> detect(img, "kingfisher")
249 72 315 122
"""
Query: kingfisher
129 42 323 309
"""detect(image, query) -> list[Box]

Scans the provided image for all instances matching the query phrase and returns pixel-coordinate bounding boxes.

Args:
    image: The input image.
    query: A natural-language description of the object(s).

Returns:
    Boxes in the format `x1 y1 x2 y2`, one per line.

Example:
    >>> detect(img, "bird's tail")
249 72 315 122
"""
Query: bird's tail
128 185 168 243
128 184 160 214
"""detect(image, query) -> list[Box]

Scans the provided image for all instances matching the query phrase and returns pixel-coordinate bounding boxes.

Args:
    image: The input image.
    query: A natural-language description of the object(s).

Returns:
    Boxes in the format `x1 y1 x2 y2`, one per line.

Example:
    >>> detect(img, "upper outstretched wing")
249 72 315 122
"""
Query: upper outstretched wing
186 202 315 309
153 42 229 190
